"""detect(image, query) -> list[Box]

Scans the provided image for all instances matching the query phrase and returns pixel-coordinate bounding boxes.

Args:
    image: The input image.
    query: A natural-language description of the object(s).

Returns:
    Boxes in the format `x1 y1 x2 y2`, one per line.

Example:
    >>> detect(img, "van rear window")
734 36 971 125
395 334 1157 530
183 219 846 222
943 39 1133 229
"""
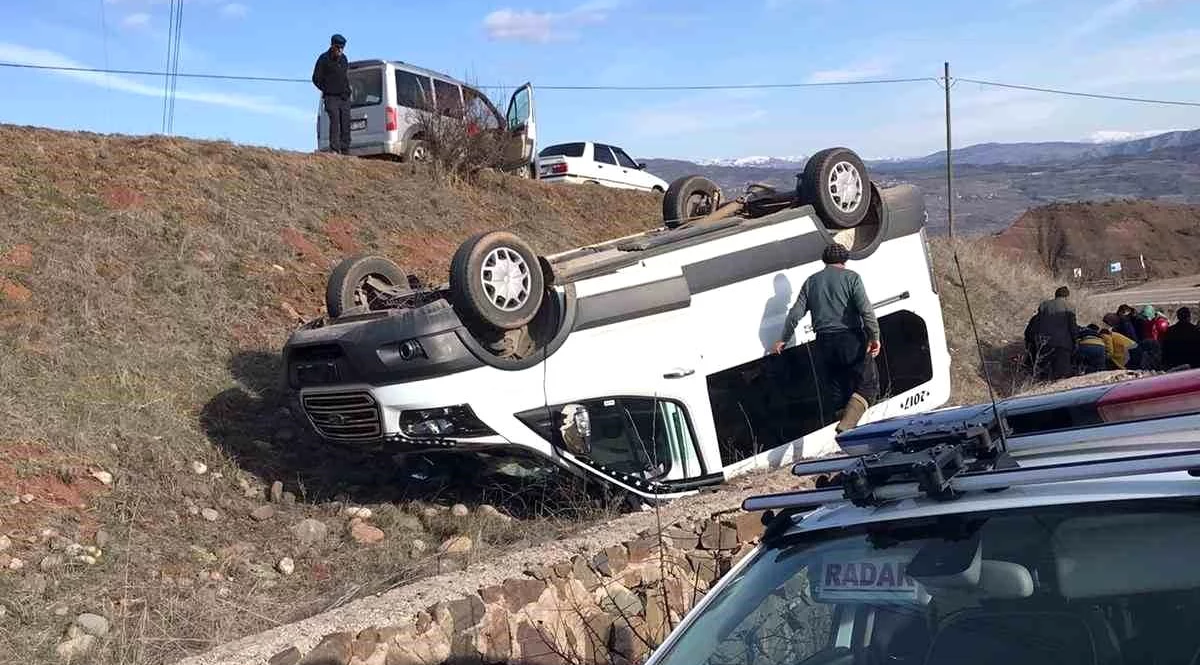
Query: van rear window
349 68 383 108
539 143 586 158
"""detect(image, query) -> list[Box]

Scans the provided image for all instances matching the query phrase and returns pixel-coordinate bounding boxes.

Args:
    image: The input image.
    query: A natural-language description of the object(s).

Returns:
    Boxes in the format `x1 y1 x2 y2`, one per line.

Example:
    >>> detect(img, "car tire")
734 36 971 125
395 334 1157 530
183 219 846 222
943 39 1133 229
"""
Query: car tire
325 255 409 319
449 231 545 331
662 175 721 229
404 139 429 163
800 147 872 229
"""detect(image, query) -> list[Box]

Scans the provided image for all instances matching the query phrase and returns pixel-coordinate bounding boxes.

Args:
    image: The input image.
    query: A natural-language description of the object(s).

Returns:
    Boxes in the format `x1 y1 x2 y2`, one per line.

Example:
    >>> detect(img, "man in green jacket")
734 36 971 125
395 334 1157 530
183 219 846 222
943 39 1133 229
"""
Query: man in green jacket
773 242 881 433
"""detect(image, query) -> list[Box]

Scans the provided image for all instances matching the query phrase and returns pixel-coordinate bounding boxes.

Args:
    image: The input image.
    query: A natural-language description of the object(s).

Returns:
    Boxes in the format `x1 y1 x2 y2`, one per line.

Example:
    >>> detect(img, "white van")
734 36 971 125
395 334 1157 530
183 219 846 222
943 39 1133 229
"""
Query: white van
281 147 952 501
316 59 538 177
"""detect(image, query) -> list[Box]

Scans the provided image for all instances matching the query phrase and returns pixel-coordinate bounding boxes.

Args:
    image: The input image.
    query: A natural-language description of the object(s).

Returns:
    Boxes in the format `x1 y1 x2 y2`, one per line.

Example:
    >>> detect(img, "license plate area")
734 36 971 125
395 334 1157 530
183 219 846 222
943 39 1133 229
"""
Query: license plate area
350 118 367 131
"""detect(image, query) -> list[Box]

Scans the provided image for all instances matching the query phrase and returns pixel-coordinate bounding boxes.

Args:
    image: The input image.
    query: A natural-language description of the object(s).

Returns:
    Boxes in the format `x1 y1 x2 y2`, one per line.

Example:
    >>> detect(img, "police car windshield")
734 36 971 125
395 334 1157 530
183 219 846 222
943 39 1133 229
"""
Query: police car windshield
652 500 1200 665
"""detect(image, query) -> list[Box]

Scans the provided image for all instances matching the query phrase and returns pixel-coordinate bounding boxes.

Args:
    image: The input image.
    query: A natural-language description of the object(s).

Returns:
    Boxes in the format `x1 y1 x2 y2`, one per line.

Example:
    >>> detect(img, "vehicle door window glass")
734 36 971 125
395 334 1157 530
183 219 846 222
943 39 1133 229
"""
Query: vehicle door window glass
538 143 586 158
539 397 699 479
463 87 501 129
594 144 617 165
612 147 639 169
349 68 383 108
707 342 829 465
871 310 933 400
433 79 463 117
394 70 430 109
507 87 530 130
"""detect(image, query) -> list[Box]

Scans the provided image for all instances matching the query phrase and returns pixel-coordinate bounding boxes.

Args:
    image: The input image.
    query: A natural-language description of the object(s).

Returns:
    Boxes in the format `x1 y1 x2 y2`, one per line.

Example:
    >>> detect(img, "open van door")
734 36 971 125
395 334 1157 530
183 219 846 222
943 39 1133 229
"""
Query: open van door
502 83 537 177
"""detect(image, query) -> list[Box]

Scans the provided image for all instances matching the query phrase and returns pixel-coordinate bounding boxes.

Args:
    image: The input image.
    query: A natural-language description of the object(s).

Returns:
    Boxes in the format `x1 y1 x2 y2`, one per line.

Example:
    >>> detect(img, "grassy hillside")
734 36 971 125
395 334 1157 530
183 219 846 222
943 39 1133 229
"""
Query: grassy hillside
0 124 1078 664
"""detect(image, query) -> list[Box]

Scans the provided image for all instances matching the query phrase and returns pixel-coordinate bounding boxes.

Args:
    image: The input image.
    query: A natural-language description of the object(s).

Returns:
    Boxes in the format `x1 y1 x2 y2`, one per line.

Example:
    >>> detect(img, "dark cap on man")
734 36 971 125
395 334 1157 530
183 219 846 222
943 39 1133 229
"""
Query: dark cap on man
1055 286 1070 298
822 243 850 265
331 33 347 46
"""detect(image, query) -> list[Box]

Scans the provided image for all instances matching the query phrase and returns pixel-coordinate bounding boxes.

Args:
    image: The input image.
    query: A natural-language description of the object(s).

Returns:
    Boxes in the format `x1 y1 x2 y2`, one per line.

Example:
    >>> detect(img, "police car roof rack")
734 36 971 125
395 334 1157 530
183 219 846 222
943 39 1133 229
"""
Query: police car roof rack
745 406 1200 516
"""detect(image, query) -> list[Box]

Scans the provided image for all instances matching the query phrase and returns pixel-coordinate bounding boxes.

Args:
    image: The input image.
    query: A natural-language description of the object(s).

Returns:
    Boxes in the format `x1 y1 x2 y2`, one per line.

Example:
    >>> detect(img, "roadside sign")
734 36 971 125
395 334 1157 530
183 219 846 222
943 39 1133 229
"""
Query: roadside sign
1110 262 1123 273
1073 267 1083 279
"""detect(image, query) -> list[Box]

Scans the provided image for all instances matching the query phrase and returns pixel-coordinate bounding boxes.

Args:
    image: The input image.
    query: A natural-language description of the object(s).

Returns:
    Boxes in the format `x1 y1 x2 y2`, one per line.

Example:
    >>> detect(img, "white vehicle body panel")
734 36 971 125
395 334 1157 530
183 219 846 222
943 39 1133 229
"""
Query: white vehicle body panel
538 141 669 192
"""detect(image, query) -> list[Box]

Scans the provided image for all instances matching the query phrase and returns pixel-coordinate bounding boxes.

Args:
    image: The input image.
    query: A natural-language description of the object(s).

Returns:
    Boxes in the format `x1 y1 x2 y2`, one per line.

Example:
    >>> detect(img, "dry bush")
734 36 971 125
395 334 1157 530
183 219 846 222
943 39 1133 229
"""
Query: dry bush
405 91 509 184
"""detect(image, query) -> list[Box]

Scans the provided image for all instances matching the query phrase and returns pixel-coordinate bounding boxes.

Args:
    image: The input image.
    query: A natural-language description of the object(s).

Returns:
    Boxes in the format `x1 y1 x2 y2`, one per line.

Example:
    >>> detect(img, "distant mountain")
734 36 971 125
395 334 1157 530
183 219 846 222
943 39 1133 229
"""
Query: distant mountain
695 155 807 169
640 128 1200 236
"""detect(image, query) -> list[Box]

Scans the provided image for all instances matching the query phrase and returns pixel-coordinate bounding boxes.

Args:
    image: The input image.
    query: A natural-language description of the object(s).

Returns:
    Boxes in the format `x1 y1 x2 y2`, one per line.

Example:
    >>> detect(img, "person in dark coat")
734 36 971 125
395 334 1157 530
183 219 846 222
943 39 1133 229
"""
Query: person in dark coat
312 34 351 155
1161 307 1200 369
1115 304 1141 341
1032 286 1078 381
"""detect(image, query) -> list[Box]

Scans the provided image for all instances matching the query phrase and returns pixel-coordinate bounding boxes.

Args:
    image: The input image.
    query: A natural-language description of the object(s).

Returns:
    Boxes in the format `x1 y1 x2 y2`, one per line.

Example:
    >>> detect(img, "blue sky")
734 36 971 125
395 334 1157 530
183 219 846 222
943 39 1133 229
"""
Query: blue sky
2 0 1200 161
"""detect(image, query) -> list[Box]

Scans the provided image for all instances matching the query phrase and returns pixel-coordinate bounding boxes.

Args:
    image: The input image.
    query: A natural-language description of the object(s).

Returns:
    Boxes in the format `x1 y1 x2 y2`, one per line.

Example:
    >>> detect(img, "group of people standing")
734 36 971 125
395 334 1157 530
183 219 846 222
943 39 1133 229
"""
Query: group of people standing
1024 286 1200 381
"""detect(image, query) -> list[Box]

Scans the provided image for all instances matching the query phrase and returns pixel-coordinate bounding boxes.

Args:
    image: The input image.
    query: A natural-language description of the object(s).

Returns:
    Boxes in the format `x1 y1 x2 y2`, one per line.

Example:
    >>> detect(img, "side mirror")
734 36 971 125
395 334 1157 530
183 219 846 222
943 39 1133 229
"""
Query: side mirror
558 403 592 455
637 162 647 170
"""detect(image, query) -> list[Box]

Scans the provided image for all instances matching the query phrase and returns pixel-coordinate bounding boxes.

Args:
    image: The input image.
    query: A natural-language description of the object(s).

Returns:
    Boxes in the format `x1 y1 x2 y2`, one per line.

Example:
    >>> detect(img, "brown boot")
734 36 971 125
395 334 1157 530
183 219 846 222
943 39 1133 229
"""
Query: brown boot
836 393 869 433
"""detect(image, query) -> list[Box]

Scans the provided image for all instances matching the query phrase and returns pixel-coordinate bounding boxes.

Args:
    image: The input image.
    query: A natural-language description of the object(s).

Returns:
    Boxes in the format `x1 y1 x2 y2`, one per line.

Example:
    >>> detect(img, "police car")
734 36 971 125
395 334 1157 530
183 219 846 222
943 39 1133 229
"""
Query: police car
644 368 1200 665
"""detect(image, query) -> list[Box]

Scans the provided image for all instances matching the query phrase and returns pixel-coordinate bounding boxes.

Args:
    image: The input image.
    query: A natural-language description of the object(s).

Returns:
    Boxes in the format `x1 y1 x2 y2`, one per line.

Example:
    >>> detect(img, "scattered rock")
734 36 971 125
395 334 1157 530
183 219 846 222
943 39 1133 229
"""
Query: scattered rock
19 493 34 504
89 470 113 486
277 557 295 576
343 506 372 520
421 507 440 519
300 632 353 665
410 539 428 556
52 604 68 616
477 504 512 522
350 521 385 545
291 519 328 546
40 554 65 572
6 496 18 505
7 557 25 571
0 535 9 552
238 477 258 498
94 530 110 549
191 461 208 475
451 503 470 517
75 612 110 638
282 491 296 505
77 556 97 566
439 535 472 555
270 481 284 503
200 508 220 522
269 646 302 665
64 543 83 556
55 634 96 662
250 505 276 522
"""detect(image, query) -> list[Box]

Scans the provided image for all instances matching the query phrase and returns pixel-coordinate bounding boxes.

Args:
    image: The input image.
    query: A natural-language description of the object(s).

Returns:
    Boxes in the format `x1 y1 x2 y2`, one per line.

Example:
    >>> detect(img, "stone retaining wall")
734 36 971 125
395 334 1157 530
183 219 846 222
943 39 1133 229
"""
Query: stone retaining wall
270 511 766 665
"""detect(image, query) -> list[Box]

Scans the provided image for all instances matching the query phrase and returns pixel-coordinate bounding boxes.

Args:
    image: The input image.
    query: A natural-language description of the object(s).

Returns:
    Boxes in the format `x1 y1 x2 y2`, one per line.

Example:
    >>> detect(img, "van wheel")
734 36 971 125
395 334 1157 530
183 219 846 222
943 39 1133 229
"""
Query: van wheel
450 231 545 331
663 175 721 229
405 140 429 163
326 255 409 318
801 147 872 229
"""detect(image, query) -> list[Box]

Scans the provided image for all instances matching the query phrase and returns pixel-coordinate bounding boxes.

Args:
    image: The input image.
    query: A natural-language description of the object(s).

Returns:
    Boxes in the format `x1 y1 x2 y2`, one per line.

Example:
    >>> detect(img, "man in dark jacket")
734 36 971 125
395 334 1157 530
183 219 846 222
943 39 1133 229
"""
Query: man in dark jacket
773 242 881 433
1033 286 1078 381
1161 307 1200 369
312 34 351 155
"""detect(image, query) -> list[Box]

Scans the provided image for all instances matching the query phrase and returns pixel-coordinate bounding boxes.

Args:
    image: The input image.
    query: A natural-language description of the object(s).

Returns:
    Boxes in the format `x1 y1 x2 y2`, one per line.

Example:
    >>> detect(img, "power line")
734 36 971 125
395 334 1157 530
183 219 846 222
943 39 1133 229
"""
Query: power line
959 77 1200 108
1 61 308 83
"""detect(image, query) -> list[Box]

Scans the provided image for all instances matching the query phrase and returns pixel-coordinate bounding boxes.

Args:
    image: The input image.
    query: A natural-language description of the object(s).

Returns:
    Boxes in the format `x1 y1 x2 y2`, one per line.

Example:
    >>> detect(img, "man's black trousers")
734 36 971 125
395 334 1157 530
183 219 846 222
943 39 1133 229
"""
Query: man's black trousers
815 329 880 410
324 95 352 154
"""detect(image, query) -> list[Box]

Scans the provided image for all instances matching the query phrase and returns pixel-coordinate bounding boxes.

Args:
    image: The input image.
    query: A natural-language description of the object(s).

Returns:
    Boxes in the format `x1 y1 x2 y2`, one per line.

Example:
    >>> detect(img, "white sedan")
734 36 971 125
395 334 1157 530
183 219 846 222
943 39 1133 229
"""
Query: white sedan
536 141 669 192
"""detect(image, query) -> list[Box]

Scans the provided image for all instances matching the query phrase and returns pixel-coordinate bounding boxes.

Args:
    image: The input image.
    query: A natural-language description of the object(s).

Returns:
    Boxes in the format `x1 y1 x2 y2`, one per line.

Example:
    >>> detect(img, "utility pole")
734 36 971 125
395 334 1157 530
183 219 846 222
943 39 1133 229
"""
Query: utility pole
943 61 955 239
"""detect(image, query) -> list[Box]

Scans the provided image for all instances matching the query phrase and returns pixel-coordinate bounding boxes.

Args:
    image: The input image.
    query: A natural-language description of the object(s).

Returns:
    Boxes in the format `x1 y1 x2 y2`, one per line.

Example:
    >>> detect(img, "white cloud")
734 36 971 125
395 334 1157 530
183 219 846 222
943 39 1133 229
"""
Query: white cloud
483 0 618 43
0 43 309 123
1066 0 1164 40
219 2 247 18
805 58 891 84
120 12 151 29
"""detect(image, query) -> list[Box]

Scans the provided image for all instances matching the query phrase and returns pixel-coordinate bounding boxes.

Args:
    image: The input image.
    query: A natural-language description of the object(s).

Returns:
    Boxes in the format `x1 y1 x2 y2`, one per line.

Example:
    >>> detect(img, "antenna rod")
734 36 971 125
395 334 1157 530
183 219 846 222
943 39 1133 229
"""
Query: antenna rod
944 61 954 240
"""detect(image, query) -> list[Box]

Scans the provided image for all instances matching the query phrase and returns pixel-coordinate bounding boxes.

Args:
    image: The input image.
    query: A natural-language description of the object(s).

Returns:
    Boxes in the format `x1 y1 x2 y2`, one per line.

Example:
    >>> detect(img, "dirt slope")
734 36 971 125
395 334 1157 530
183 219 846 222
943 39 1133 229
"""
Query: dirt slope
994 200 1200 279
0 124 1076 664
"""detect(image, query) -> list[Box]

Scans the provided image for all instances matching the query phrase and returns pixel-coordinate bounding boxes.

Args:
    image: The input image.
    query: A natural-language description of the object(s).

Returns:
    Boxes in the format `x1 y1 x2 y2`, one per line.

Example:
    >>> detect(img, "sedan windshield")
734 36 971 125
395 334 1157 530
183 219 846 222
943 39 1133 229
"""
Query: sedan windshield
652 499 1200 665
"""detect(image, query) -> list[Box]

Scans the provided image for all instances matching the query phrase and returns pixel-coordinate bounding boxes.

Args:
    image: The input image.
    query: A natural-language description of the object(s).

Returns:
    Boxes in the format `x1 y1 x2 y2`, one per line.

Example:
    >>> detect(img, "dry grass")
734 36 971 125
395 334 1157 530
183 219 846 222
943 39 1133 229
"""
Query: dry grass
0 123 1108 664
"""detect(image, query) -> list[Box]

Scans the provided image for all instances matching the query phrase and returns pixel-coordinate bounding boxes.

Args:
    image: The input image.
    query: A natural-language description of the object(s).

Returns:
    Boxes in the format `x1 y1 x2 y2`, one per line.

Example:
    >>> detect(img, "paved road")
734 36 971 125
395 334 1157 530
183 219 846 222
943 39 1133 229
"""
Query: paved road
1089 274 1200 310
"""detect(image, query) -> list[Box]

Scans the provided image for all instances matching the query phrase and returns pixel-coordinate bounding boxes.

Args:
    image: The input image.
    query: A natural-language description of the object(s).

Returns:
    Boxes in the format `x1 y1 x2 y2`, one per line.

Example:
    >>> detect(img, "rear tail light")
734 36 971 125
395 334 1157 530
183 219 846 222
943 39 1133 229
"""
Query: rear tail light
386 106 398 132
1097 370 1200 423
547 163 568 175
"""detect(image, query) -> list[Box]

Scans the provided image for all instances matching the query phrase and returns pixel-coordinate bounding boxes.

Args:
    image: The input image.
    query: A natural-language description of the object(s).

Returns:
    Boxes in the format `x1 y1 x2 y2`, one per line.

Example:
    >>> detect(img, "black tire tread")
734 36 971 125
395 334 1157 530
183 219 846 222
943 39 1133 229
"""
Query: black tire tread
325 255 407 319
448 231 545 331
662 175 721 229
801 147 872 229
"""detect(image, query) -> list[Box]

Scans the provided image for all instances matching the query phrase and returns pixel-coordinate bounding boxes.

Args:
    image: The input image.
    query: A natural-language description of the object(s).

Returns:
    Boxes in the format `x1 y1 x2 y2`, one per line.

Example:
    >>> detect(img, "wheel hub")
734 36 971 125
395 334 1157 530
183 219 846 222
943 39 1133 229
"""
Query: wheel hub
828 161 863 213
481 247 531 312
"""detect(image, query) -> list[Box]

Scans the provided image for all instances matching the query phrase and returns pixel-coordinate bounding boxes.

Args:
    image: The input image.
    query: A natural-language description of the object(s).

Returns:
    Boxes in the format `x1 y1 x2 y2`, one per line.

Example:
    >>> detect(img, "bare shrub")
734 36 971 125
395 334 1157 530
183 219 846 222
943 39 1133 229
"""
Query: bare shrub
405 85 509 184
